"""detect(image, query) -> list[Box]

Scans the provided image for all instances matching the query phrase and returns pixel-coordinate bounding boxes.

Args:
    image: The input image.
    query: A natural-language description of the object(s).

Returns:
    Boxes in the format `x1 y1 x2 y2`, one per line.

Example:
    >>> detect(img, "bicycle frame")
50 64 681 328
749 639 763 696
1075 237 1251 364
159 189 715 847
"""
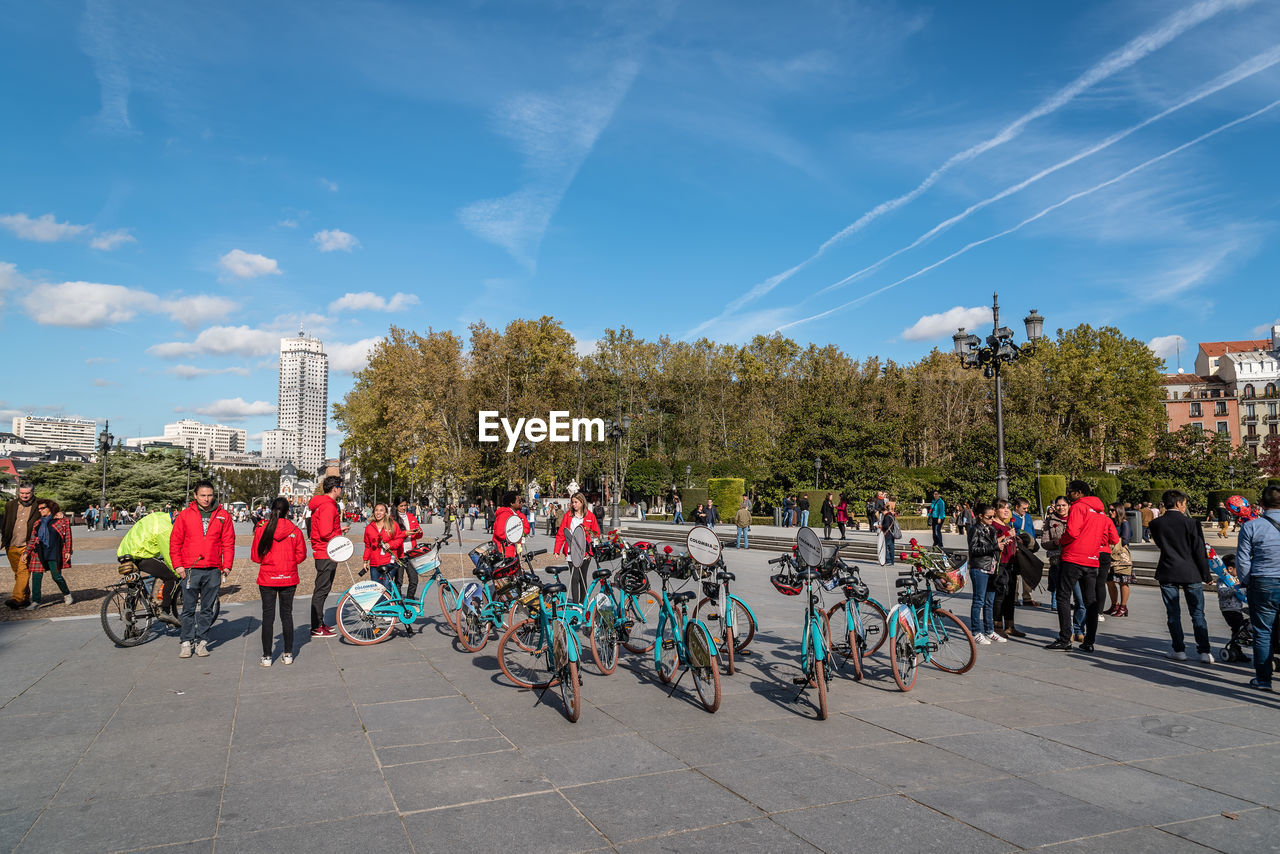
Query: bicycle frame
651 580 715 675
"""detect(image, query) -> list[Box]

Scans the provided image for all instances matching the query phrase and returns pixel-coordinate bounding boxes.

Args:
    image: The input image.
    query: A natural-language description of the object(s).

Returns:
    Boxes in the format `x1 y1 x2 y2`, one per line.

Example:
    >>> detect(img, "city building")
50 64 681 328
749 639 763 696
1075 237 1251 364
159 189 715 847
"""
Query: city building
278 462 316 508
1194 337 1273 377
0 432 34 456
1160 373 1241 447
270 332 329 474
125 419 247 460
11 416 98 457
1204 325 1280 458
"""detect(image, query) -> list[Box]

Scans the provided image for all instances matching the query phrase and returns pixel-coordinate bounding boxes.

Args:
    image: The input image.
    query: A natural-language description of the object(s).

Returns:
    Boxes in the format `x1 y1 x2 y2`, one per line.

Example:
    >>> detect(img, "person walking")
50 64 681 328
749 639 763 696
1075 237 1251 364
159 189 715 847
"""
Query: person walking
85 504 96 532
1216 502 1230 540
672 496 684 525
798 494 810 528
820 493 835 540
307 476 348 639
170 480 236 659
836 497 849 540
928 491 946 550
705 499 720 528
734 499 752 549
545 502 559 537
991 500 1024 638
1236 485 1280 690
967 503 1002 644
554 493 600 603
880 499 901 567
2 484 40 609
1149 489 1214 664
782 495 793 528
26 499 73 608
484 500 495 533
1045 481 1117 652
118 510 181 625
251 497 306 666
1140 501 1155 543
692 503 707 525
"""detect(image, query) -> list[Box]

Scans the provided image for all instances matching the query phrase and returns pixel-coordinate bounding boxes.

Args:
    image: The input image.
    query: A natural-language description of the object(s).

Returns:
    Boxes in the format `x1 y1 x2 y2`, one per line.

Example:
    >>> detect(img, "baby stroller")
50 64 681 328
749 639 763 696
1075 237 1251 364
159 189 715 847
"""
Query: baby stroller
1208 546 1251 663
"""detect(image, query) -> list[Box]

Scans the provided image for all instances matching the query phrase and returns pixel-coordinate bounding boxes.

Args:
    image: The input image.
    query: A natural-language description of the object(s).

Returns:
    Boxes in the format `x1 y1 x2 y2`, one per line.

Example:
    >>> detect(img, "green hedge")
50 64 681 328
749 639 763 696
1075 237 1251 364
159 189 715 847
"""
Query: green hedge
1037 475 1067 507
707 478 745 513
1095 475 1120 507
803 490 827 516
679 487 708 512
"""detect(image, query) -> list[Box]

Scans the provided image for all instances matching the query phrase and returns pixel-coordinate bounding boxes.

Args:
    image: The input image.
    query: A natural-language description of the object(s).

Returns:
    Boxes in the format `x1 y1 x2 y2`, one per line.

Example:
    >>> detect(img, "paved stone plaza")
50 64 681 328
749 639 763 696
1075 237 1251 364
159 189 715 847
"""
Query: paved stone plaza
2 528 1278 853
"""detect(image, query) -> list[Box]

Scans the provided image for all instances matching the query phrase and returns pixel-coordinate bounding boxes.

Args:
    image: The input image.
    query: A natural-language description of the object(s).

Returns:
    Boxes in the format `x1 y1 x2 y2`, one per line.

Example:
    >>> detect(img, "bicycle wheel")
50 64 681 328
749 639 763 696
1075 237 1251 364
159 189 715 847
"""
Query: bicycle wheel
100 586 157 647
590 604 619 675
499 618 556 688
928 609 978 674
890 625 919 692
621 589 660 654
656 625 679 684
455 604 491 652
802 630 828 720
552 621 581 722
436 579 460 630
336 589 396 645
730 597 756 652
686 623 722 713
823 602 863 682
859 599 890 657
692 597 734 675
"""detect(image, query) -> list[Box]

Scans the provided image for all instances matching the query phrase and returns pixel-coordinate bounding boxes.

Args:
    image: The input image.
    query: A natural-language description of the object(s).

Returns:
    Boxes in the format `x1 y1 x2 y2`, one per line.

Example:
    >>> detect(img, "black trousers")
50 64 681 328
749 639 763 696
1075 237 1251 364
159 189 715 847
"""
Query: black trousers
393 560 419 601
311 558 336 630
823 520 832 538
1058 560 1107 641
569 560 591 604
992 563 1016 625
260 584 296 657
1084 553 1111 645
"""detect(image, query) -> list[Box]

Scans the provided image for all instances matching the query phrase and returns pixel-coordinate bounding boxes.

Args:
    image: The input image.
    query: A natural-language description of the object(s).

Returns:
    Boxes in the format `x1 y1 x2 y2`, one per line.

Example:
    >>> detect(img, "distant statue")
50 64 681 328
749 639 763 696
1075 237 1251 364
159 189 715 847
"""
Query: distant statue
566 479 579 497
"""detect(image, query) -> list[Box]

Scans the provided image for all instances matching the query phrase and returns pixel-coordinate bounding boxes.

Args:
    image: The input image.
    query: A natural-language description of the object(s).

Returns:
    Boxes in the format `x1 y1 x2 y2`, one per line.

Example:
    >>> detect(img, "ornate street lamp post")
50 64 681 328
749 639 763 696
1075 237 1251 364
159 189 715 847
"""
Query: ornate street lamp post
953 293 1044 502
1034 458 1042 514
518 441 533 491
372 471 379 508
606 416 630 529
388 462 396 506
184 449 192 502
814 457 822 490
98 422 114 526
408 455 418 507
685 464 691 489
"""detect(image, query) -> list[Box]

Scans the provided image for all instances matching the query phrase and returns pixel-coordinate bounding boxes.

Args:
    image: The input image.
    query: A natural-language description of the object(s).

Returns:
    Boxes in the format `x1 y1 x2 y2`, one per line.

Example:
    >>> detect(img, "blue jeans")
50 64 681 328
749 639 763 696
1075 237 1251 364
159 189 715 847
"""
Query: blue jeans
180 568 221 644
736 527 749 549
370 565 394 590
970 570 995 635
783 509 793 527
800 510 810 527
1160 583 1210 654
884 537 896 565
930 519 943 548
673 511 683 524
1247 577 1280 685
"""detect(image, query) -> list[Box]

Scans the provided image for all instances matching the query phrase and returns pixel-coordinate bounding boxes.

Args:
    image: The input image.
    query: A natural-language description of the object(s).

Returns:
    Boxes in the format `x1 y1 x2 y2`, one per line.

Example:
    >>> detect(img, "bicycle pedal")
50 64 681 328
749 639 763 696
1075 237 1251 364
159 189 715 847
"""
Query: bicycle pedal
791 677 810 685
662 640 676 650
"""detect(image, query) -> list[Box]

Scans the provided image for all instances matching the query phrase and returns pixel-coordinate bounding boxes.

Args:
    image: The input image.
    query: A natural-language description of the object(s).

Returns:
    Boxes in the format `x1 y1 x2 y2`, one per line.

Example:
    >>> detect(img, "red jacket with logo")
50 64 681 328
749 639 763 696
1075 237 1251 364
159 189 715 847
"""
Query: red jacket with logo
492 506 530 558
251 519 307 586
363 522 405 568
394 512 422 557
1060 496 1119 568
308 494 343 560
169 502 236 571
554 511 601 556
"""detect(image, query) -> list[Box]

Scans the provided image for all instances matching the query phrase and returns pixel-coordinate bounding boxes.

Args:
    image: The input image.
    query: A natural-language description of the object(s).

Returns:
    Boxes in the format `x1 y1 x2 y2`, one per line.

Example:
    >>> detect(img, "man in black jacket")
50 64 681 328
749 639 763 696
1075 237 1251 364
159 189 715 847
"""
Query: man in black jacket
1149 489 1214 664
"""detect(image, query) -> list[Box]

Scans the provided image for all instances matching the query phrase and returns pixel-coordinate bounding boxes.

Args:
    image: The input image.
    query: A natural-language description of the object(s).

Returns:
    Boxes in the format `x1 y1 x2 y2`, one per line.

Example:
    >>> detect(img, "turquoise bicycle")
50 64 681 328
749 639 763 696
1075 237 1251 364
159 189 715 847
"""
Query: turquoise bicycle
822 556 889 682
495 565 584 722
650 550 722 713
454 546 545 652
334 533 461 645
769 551 833 720
887 562 977 692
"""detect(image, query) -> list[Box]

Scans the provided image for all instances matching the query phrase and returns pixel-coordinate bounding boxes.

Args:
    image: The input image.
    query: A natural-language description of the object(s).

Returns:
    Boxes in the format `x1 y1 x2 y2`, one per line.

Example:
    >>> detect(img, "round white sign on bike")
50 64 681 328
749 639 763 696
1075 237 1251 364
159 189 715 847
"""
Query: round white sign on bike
504 514 526 545
796 527 823 568
686 525 722 566
571 524 588 565
327 535 354 562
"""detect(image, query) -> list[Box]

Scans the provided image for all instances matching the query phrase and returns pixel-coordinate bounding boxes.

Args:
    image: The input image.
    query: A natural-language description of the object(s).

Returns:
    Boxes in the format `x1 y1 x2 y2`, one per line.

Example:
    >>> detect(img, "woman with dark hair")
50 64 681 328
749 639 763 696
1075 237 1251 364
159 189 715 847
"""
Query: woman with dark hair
252 497 307 666
820 493 835 540
27 499 73 608
835 497 849 540
967 503 1000 644
1106 502 1134 618
991 499 1025 638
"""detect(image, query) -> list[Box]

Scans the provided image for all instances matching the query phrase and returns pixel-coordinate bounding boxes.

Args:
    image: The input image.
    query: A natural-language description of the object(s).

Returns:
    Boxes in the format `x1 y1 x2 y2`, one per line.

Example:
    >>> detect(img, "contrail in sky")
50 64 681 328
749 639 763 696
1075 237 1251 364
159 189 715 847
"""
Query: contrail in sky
806 43 1280 302
683 0 1257 339
775 97 1280 333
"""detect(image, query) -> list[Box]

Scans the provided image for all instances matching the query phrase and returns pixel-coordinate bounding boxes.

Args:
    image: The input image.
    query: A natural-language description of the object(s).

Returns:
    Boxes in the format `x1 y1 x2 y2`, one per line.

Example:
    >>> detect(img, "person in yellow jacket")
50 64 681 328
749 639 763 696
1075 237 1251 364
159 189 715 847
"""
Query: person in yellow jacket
118 511 181 625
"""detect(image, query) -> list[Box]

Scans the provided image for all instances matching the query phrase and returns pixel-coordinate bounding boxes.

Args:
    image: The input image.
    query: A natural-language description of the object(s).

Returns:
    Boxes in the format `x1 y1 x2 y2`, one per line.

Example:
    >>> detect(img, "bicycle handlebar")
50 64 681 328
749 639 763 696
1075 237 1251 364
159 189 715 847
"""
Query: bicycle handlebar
768 555 790 565
522 548 547 560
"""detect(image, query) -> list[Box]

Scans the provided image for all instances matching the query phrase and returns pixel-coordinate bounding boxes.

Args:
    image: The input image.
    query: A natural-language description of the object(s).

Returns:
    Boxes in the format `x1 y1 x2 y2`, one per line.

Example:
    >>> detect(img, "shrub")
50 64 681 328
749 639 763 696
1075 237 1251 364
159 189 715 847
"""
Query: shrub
707 478 745 514
1037 475 1067 508
679 487 708 512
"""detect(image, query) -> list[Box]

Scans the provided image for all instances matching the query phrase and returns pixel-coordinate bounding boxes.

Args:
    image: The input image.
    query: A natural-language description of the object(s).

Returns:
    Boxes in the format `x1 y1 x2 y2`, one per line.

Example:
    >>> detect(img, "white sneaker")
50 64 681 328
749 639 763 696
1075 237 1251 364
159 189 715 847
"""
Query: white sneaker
1200 653 1214 664
1167 650 1187 661
975 633 992 645
1098 614 1106 622
259 656 272 667
989 632 1007 643
24 601 40 611
194 640 209 657
282 653 294 665
63 593 73 605
178 642 192 659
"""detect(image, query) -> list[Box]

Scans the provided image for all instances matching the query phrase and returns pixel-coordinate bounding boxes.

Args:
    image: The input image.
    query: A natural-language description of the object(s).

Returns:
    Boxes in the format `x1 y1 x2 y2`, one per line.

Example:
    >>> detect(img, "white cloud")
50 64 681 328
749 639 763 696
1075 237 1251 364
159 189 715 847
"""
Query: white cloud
0 212 90 243
90 228 137 251
1148 334 1188 367
0 261 27 310
328 291 418 312
84 356 117 365
1251 320 1280 336
901 306 993 341
278 218 298 228
191 398 276 421
22 281 159 327
218 249 281 279
328 337 381 372
92 378 117 387
320 178 339 192
168 364 252 379
313 229 360 252
161 295 238 328
150 325 281 359
573 336 598 357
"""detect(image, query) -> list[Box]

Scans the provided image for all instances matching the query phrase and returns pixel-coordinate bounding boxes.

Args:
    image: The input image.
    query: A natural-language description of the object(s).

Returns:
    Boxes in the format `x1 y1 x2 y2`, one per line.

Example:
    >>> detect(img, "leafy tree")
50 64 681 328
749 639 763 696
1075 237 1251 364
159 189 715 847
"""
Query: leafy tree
24 451 191 511
1260 434 1280 478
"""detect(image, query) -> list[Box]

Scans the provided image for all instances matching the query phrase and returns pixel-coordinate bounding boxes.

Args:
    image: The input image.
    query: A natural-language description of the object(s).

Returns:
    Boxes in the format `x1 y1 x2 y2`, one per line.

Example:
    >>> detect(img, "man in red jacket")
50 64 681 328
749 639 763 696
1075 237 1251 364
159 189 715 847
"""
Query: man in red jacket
1046 480 1118 652
492 491 530 559
307 476 349 638
170 480 236 658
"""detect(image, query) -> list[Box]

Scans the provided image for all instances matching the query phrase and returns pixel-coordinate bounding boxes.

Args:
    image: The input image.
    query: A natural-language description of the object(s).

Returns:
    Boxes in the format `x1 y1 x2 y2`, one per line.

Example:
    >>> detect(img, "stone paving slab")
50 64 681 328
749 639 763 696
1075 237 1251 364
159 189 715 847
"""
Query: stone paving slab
2 538 1279 853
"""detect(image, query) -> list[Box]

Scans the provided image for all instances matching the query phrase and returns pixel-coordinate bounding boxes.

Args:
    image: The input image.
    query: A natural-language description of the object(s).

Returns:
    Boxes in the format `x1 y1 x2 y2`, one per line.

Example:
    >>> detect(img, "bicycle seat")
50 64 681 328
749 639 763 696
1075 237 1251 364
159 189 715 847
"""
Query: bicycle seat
894 577 915 588
592 568 611 580
543 582 567 596
544 566 568 577
671 590 697 603
797 569 820 583
716 570 735 582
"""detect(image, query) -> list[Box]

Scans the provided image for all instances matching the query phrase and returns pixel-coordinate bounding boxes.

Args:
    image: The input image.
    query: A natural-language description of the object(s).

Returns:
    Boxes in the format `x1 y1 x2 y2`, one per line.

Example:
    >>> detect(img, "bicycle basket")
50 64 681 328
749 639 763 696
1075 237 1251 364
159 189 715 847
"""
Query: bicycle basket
909 589 931 608
617 568 649 596
669 556 695 580
770 573 802 596
701 580 720 600
930 566 966 595
468 542 495 569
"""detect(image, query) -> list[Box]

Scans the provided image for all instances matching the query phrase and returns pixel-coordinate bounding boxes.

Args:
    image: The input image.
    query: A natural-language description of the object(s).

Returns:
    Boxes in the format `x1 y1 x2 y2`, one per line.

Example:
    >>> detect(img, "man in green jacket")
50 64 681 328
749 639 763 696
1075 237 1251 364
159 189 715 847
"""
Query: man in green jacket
118 511 181 625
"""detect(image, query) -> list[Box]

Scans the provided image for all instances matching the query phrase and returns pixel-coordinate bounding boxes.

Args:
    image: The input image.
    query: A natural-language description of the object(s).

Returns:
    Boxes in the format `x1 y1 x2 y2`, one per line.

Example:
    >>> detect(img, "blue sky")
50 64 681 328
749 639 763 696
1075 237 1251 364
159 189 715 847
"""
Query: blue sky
2 0 1279 456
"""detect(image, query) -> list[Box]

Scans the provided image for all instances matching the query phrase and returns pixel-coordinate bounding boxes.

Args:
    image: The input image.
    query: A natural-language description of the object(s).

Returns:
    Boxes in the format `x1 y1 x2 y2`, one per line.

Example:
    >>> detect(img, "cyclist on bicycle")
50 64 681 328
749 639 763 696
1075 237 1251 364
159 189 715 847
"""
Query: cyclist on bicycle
493 491 530 558
117 511 181 625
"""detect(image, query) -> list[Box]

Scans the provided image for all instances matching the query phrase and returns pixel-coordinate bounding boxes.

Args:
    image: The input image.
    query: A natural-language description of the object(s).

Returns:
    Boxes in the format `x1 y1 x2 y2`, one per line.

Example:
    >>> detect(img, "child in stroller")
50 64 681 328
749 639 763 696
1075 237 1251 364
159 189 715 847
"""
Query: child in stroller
1216 555 1251 663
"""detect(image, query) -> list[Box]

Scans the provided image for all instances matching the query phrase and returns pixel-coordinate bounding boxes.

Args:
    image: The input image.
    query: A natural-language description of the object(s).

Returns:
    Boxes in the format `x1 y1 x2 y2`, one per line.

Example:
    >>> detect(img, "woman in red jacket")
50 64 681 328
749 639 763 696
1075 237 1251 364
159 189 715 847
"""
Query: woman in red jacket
363 503 405 590
392 495 423 600
555 492 601 603
251 497 307 666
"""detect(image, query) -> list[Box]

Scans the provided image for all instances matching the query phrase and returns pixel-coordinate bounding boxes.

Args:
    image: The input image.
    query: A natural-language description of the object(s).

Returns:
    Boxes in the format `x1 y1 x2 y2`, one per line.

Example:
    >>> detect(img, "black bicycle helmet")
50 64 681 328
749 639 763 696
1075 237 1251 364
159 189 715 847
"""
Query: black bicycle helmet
618 568 650 596
701 580 720 600
770 573 803 596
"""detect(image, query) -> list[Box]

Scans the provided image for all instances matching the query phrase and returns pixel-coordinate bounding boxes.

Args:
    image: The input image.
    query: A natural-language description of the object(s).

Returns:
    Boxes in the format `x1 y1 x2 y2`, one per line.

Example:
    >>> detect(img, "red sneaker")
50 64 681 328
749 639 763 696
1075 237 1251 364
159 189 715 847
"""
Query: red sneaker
311 625 337 638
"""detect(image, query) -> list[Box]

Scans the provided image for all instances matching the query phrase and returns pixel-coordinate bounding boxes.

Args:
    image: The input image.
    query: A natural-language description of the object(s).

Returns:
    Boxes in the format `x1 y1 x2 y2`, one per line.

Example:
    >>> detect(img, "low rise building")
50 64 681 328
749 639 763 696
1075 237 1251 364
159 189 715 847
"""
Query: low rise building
1160 373 1240 447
